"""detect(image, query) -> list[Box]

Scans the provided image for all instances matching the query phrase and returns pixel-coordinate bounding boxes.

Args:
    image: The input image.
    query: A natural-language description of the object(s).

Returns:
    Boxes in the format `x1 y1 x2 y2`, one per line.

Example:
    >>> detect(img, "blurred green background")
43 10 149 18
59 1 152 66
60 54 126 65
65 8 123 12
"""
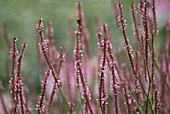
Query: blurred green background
0 0 166 90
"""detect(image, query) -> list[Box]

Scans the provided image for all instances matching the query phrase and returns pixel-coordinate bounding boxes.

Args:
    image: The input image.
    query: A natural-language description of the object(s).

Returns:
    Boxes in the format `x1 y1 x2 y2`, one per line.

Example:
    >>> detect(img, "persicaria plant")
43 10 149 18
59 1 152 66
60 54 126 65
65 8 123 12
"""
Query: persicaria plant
0 0 170 114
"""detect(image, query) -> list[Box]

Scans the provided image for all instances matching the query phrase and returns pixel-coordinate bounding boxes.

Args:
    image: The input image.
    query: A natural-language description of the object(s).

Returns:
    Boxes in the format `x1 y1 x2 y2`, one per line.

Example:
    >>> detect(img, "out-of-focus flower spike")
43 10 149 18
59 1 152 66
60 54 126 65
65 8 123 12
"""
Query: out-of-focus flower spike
151 0 158 35
2 23 11 50
0 81 8 114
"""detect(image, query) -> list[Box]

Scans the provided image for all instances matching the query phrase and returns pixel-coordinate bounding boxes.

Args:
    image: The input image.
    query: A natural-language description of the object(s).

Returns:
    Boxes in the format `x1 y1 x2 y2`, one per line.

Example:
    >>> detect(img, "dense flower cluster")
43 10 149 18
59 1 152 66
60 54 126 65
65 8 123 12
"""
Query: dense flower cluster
0 0 170 114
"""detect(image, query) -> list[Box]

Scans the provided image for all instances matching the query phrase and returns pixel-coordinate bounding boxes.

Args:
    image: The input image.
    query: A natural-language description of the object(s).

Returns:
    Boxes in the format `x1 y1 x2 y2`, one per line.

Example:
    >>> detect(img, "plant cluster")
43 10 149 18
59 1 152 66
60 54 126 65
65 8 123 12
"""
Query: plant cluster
0 0 170 114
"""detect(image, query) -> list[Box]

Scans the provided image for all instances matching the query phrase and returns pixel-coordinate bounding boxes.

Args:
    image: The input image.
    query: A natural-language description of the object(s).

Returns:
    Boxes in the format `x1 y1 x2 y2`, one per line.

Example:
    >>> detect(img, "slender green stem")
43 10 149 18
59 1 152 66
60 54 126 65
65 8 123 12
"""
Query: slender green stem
145 63 154 114
128 90 144 114
154 60 170 91
77 85 83 114
148 43 170 91
58 87 72 114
